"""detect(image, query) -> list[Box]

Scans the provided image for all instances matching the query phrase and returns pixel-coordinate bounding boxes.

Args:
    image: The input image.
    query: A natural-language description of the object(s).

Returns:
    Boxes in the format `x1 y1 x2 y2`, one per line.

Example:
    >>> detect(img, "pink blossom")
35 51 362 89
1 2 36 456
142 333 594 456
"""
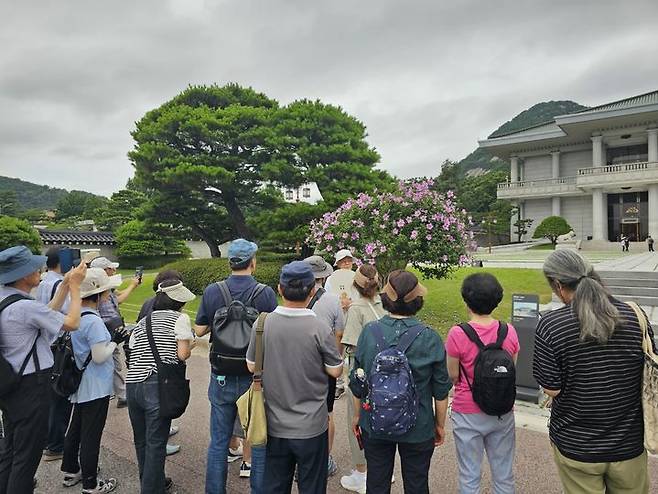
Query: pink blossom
410 230 418 240
426 234 432 241
393 228 399 235
396 219 405 228
426 223 433 230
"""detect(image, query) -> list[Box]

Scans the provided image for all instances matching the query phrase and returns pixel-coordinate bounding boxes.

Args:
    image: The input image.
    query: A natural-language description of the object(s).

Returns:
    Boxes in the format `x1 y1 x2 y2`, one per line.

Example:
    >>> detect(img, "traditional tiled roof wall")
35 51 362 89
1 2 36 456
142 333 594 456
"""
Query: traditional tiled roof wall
39 230 116 245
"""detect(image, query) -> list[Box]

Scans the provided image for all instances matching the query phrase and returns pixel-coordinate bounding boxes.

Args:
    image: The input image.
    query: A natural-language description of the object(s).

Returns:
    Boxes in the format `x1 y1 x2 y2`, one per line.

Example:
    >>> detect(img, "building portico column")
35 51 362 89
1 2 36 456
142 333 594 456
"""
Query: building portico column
649 184 658 239
592 135 605 167
592 189 608 241
510 156 519 182
648 128 658 162
551 151 560 178
552 197 561 217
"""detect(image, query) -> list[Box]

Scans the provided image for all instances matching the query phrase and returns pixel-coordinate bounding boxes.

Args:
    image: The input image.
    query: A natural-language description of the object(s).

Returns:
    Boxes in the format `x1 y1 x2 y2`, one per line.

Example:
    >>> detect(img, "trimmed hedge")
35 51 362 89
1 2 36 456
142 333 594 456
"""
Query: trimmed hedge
119 254 187 270
162 258 286 294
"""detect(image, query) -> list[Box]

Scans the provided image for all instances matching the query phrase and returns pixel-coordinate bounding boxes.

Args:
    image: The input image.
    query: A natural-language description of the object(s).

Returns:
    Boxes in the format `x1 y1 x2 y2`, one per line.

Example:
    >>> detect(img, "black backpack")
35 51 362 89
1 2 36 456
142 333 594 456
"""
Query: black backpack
459 322 516 417
51 312 95 398
210 281 267 376
0 294 39 399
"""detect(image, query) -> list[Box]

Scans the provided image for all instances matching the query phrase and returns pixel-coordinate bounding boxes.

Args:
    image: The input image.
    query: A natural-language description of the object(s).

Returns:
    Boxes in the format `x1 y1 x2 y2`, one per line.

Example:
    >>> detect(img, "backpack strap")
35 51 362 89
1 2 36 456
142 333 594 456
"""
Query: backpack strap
307 287 326 310
51 279 63 301
0 294 41 375
459 323 486 350
216 281 233 307
369 322 388 353
79 311 100 370
246 283 267 308
253 312 268 380
494 322 509 349
396 324 426 354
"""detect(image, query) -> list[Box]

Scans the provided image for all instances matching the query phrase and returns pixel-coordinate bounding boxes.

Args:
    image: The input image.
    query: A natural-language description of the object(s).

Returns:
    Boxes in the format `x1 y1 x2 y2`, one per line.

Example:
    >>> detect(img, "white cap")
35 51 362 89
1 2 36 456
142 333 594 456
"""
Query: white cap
334 249 354 264
157 281 196 303
89 257 120 270
80 268 122 298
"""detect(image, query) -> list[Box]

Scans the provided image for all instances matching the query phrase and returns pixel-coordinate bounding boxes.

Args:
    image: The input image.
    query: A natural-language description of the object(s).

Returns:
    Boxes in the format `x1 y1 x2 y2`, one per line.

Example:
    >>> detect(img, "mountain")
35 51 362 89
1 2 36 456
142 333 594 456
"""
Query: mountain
455 100 588 178
0 175 103 212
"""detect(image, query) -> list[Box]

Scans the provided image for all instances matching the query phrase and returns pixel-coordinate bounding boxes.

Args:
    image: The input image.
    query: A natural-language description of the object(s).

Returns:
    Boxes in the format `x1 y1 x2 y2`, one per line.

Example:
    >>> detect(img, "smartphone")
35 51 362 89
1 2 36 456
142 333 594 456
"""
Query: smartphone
354 425 364 450
135 266 144 284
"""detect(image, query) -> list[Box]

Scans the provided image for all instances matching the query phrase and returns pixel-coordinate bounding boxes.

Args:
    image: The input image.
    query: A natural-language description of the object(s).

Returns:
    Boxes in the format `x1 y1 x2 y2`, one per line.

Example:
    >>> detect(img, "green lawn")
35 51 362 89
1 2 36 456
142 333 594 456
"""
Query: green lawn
117 268 553 338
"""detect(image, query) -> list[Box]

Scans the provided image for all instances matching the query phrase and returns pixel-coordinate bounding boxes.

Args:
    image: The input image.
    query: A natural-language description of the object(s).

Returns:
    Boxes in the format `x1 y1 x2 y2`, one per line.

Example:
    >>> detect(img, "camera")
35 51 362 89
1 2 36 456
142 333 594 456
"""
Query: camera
59 248 81 274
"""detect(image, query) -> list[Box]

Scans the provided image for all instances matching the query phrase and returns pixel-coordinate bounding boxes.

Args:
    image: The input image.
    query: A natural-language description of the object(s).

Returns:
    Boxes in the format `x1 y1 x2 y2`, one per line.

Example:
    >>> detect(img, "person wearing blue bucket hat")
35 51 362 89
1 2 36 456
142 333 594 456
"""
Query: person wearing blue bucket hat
0 245 87 493
194 239 277 493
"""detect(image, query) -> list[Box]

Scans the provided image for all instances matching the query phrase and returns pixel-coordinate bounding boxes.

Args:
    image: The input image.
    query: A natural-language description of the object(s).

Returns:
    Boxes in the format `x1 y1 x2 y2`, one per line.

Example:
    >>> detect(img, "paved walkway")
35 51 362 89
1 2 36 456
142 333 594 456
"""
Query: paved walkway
596 252 658 273
35 351 658 494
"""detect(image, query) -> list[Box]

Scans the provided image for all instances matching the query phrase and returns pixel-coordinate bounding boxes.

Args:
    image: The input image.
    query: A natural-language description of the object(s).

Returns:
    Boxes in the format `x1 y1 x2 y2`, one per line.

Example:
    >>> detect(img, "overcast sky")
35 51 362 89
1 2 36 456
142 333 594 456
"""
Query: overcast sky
1 0 657 196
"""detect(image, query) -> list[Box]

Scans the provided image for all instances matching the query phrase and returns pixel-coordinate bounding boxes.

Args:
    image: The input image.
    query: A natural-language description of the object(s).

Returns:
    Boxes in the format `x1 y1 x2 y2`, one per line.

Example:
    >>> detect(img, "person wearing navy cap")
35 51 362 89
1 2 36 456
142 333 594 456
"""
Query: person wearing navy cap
246 261 343 494
0 245 87 494
194 239 277 494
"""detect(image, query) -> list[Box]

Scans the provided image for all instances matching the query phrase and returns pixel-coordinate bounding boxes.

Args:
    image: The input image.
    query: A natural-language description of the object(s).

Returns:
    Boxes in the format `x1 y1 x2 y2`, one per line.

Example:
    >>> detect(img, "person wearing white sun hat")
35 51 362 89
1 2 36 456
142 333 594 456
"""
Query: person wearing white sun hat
126 279 196 494
61 268 129 493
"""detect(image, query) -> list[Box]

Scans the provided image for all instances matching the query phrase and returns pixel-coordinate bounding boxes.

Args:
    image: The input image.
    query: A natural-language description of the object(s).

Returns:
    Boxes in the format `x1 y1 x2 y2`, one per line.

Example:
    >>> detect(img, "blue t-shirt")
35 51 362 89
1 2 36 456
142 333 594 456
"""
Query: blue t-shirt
195 275 278 326
70 309 113 404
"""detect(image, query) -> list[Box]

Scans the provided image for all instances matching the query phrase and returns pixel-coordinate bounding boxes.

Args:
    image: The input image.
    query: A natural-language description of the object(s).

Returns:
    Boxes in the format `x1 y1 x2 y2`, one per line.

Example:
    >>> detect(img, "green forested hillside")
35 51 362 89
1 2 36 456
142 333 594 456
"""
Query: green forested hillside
455 100 588 177
0 175 69 211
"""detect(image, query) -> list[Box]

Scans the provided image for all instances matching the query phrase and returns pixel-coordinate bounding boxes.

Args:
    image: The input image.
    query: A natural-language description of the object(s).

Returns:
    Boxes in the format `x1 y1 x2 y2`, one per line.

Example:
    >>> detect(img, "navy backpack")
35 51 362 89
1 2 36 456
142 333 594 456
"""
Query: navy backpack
367 323 426 436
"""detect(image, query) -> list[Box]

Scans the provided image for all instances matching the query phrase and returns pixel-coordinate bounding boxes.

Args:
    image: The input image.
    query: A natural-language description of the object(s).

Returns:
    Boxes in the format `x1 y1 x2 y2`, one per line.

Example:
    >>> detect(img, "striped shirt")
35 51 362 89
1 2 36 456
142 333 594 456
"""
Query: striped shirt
533 298 653 462
126 310 194 383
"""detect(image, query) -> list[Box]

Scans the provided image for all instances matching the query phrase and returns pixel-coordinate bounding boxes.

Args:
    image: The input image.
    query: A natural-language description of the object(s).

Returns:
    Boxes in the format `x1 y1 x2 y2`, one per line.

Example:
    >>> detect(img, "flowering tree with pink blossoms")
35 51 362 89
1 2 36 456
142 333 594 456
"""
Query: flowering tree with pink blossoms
308 179 474 279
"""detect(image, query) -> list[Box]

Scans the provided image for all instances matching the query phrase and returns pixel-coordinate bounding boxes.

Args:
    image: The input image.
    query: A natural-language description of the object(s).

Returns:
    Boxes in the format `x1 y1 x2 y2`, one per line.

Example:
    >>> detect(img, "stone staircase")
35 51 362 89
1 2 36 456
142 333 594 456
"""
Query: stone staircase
598 270 658 332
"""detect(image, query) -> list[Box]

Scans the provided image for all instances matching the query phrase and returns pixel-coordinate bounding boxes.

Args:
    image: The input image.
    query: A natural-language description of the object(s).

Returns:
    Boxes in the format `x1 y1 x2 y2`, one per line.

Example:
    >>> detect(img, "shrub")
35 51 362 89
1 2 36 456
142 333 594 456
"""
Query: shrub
162 258 286 294
118 254 188 270
532 216 573 247
0 216 43 253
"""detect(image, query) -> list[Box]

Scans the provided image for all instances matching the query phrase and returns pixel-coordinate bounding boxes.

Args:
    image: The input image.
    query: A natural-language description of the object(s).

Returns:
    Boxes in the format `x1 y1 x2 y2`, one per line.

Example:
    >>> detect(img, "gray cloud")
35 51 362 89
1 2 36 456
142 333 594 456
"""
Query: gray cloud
1 0 657 195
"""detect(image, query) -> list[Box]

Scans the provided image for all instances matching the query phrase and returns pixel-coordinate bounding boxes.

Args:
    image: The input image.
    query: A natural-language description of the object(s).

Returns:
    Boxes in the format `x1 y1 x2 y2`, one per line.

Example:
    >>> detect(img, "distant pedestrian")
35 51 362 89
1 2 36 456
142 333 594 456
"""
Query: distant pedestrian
648 235 654 252
534 250 653 493
89 257 141 409
339 264 387 493
127 280 196 494
0 246 85 494
246 261 343 494
351 270 451 494
446 273 519 493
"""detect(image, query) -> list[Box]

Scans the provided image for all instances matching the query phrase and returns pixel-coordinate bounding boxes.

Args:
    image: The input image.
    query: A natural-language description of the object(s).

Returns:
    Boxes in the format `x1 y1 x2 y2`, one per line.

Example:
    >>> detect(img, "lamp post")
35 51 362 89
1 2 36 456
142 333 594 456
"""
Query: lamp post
481 217 498 254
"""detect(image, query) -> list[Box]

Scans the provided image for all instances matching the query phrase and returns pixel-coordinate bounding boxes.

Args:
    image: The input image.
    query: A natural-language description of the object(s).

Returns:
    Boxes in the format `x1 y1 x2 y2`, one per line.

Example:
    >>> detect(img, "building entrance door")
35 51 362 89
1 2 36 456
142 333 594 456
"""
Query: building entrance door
621 220 640 241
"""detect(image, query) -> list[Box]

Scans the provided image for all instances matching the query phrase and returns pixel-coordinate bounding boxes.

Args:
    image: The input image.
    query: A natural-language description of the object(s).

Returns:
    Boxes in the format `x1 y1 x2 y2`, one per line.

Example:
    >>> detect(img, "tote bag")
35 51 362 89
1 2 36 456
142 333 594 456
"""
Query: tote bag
627 302 658 454
145 315 190 419
237 313 268 446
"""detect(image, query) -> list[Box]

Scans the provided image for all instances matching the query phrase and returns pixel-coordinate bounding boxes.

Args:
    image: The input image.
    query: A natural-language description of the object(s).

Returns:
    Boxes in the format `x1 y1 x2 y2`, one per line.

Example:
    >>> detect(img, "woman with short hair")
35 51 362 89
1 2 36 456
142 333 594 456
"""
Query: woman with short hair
126 280 196 493
446 272 519 493
534 249 652 493
350 270 451 494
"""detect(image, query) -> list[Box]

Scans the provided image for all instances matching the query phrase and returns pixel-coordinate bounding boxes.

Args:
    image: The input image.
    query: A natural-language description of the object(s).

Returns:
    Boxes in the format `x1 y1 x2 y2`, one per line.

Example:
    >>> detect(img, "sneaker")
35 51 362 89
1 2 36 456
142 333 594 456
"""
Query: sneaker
227 445 243 463
328 455 338 477
63 471 82 487
81 478 117 493
334 387 346 400
43 449 63 462
116 399 128 409
239 461 251 478
169 425 179 437
340 470 366 493
165 477 173 492
166 444 180 456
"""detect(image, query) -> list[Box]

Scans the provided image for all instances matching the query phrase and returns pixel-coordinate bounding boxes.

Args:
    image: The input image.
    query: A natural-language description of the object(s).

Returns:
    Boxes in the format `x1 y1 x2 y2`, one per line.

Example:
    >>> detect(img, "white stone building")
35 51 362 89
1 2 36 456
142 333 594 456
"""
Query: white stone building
479 90 658 247
280 182 323 205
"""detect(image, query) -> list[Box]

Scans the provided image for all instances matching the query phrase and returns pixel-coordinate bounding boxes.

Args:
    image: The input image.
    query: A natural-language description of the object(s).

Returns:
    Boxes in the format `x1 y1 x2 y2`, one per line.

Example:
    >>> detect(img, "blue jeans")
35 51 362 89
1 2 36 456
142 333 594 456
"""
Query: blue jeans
47 387 73 453
127 376 172 494
206 374 265 494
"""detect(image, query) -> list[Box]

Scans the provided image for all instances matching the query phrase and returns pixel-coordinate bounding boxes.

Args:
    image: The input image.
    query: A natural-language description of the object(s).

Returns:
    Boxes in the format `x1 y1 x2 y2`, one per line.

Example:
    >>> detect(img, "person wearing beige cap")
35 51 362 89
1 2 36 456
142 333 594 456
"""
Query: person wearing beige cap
90 257 141 408
61 268 129 493
349 270 452 494
126 279 196 493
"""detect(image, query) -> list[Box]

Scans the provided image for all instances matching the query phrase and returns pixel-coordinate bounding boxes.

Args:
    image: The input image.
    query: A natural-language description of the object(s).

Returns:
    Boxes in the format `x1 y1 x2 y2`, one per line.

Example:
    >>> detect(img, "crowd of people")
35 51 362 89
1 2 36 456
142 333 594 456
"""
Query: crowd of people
0 238 654 494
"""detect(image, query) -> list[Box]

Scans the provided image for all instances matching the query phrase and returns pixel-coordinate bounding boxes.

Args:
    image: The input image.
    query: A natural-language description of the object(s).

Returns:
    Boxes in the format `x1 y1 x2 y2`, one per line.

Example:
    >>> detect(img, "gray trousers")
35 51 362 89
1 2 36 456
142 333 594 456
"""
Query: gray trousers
113 346 126 400
451 411 515 494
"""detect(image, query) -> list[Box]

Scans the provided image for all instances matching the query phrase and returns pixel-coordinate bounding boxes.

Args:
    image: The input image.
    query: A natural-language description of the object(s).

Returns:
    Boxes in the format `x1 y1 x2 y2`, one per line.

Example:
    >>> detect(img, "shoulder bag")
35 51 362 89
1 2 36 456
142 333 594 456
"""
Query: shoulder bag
627 301 658 454
145 315 190 419
236 312 268 446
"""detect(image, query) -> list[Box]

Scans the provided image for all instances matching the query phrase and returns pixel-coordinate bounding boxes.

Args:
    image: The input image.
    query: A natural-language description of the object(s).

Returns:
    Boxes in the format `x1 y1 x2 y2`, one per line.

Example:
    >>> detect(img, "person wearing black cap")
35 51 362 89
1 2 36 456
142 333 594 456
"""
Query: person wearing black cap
246 261 343 494
0 245 86 494
350 270 452 494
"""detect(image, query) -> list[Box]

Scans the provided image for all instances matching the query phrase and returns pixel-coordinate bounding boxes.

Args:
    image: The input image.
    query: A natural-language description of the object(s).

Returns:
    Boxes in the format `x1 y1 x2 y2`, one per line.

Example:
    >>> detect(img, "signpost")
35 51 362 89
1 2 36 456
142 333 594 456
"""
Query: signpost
511 293 540 402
